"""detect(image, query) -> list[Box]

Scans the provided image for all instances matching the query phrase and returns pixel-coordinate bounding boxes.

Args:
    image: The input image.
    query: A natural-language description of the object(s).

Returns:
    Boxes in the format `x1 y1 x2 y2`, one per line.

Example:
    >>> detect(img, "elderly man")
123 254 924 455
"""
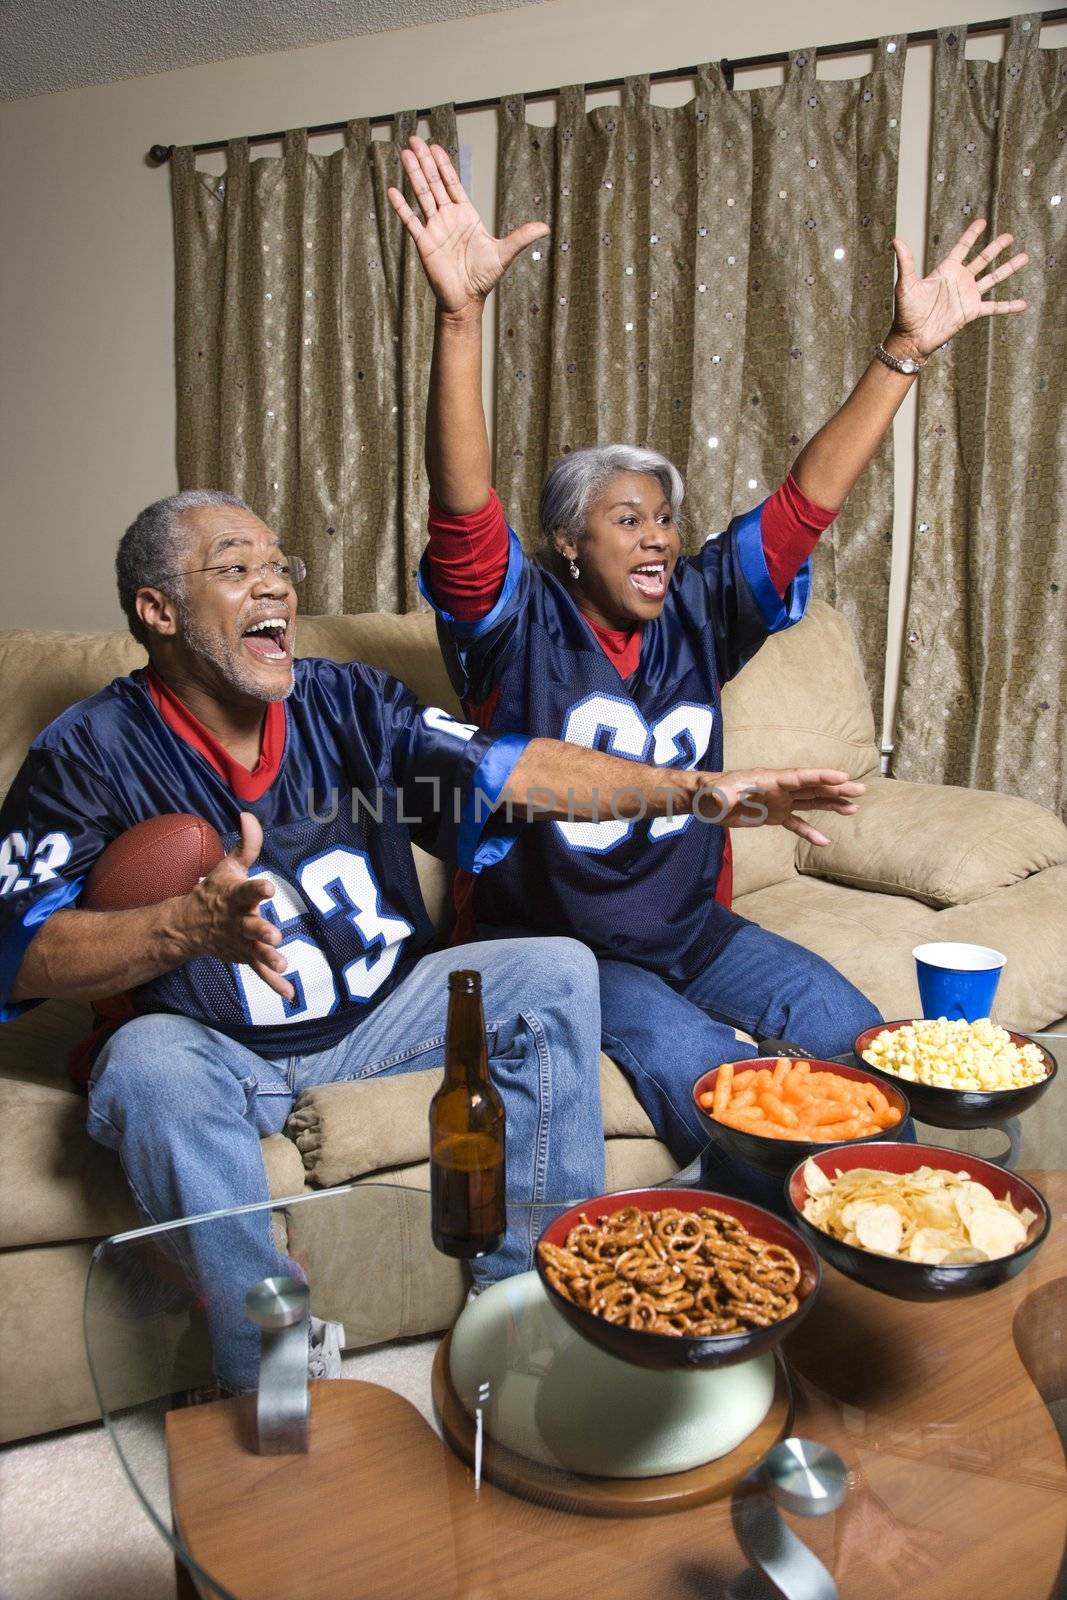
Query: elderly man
0 488 863 1391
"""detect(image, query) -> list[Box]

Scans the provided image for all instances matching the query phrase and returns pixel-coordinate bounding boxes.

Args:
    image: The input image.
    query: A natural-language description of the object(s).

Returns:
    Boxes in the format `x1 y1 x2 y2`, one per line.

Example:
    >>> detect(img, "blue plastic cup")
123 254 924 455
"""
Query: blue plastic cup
912 942 1006 1022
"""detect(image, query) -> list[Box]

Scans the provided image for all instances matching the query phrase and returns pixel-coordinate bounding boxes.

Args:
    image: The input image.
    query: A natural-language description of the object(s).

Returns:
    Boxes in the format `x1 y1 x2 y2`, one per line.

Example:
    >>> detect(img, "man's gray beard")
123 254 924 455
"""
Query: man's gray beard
178 609 294 703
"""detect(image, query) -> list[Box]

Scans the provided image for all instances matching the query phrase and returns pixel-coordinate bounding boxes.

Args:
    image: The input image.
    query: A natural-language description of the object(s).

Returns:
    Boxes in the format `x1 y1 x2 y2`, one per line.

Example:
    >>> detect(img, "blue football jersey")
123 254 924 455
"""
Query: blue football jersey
420 501 809 982
0 660 528 1056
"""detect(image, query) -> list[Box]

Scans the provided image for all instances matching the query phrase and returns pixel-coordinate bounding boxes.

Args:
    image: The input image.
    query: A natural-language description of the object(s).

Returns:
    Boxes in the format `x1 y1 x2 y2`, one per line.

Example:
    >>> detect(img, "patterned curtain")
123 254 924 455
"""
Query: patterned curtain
171 106 458 616
495 44 905 700
894 17 1067 818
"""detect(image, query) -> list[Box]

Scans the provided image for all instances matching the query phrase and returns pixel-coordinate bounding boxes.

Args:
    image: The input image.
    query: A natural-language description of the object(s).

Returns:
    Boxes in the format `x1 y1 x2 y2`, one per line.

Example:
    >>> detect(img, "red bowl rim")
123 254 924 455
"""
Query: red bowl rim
785 1140 1050 1265
537 1186 821 1344
691 1057 909 1148
853 1021 1057 1097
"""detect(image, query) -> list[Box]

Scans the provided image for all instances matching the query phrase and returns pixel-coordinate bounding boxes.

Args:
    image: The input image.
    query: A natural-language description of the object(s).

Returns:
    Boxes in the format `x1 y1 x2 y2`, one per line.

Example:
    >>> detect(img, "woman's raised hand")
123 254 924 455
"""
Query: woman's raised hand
890 219 1028 360
387 135 549 314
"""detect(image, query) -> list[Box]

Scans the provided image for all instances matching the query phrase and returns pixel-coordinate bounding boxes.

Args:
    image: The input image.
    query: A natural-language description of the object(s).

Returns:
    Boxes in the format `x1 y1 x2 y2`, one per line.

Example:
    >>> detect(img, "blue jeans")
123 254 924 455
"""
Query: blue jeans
87 936 604 1391
598 923 886 1213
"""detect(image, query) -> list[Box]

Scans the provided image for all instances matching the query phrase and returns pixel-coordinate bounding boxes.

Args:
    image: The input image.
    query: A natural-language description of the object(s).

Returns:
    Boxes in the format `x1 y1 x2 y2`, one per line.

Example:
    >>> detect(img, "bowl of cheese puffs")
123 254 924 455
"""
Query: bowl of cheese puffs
853 1018 1056 1130
786 1143 1049 1299
693 1057 910 1177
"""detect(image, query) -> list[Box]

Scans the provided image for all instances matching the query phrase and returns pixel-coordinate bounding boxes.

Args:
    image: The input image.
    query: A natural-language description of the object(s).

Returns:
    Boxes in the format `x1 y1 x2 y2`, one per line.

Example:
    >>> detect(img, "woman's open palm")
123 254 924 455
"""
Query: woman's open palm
892 218 1028 357
388 135 549 313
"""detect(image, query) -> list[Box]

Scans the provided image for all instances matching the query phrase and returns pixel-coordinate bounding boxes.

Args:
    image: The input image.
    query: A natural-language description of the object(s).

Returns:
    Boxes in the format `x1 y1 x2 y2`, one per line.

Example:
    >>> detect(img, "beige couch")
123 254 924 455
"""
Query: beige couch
2 599 1065 1443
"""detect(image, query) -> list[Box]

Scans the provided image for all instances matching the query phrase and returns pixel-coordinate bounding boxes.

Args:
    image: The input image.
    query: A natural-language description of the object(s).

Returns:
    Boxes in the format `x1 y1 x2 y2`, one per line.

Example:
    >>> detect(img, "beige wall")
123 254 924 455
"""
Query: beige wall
0 0 1061 742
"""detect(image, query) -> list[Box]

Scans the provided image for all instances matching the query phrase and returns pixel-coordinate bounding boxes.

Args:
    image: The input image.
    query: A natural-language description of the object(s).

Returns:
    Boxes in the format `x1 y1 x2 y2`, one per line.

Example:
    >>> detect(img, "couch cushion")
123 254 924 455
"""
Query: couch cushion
604 1137 678 1190
929 864 1067 1031
0 996 94 1083
736 867 1067 1032
735 874 938 1023
0 1074 308 1251
0 994 305 1247
722 601 880 777
0 630 148 802
287 1054 658 1190
723 601 880 898
0 1072 139 1246
296 611 460 715
795 777 1067 908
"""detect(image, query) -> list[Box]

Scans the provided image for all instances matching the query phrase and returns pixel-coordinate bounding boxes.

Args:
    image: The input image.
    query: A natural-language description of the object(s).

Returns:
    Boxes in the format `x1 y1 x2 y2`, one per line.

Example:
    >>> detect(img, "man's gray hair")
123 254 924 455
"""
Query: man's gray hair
538 445 686 559
116 488 250 645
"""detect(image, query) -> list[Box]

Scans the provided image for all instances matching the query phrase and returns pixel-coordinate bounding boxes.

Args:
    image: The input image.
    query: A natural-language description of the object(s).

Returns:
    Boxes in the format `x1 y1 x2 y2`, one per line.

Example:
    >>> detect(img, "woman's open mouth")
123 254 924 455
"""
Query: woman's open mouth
629 563 667 600
241 616 291 663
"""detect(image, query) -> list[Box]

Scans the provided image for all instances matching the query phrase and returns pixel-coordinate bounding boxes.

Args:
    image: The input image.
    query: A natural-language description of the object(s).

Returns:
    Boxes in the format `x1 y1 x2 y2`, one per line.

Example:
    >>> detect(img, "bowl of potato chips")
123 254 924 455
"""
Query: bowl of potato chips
786 1144 1049 1300
853 1018 1055 1130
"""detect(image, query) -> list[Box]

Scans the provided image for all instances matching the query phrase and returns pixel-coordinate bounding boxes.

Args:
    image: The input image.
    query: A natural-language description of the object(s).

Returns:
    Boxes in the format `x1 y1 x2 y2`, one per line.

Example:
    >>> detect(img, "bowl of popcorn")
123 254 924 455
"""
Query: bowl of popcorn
786 1144 1050 1300
853 1018 1056 1129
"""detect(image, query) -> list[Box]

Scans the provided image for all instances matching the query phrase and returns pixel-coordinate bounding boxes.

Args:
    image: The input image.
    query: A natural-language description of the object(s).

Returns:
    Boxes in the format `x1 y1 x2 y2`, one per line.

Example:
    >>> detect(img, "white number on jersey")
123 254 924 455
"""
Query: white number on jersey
233 847 414 1026
0 831 74 897
649 705 716 840
300 848 414 1001
421 706 479 742
553 695 714 853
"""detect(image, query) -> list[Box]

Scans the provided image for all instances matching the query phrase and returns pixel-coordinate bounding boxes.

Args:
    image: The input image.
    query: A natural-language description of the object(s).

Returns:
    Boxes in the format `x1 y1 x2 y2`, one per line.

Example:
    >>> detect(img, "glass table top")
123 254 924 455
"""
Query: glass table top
85 1162 1067 1600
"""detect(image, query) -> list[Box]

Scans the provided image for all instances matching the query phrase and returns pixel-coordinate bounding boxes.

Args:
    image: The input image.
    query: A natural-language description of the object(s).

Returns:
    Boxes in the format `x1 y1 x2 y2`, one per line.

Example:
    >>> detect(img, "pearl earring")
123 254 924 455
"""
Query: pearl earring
568 558 580 580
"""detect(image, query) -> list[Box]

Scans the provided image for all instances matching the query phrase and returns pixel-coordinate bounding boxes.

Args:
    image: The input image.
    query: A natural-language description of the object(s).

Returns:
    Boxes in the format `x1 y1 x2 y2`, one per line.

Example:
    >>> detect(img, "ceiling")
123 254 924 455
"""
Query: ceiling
0 0 546 103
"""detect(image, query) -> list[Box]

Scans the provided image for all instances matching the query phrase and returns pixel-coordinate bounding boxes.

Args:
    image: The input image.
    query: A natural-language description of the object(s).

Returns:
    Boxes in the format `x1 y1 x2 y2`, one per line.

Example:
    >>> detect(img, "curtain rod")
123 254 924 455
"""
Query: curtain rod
148 8 1067 164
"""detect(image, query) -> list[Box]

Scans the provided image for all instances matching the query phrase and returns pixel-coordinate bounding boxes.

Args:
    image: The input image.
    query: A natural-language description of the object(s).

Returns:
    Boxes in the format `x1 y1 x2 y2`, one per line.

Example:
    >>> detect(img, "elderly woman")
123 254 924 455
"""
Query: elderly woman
388 136 1026 1191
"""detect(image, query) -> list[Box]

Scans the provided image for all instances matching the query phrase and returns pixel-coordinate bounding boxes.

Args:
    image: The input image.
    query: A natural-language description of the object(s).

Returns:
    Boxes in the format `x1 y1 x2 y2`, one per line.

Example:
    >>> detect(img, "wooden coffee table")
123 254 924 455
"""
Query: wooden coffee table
87 1175 1067 1599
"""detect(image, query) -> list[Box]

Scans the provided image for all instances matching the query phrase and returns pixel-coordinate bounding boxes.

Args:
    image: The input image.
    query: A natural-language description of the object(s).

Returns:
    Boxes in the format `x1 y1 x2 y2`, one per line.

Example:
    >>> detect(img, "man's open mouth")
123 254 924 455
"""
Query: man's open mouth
241 616 291 662
629 563 667 599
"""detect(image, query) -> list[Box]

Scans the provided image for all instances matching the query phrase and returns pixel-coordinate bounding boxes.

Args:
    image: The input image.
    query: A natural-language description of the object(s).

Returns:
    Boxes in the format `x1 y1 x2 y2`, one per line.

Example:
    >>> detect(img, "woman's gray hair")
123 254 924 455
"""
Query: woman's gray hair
538 445 686 561
116 488 250 645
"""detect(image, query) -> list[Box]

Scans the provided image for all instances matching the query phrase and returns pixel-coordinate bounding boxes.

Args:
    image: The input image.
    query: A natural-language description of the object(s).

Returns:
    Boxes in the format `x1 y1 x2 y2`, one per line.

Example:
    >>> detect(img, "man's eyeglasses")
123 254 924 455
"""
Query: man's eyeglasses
156 557 307 587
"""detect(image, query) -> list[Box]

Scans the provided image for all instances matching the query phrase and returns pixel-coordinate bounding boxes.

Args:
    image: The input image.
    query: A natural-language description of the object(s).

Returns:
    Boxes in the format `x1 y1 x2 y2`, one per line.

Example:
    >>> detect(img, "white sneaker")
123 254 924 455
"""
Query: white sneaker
308 1315 345 1379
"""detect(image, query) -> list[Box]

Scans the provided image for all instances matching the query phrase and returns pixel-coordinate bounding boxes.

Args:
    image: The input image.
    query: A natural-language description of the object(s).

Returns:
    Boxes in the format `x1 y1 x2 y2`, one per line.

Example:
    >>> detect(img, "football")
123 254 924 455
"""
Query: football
83 814 226 911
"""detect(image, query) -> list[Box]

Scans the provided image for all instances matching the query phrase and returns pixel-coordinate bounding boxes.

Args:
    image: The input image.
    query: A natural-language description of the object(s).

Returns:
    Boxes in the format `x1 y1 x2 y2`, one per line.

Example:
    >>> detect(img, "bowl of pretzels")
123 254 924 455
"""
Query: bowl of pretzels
535 1188 821 1370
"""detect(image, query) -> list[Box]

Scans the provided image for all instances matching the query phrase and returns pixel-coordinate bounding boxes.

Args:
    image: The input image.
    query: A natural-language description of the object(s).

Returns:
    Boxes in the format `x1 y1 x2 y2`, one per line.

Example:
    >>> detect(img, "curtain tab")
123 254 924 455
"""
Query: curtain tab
1007 13 1041 61
225 137 250 173
880 35 907 75
785 47 817 82
501 93 526 123
395 109 418 144
938 23 967 54
427 102 459 156
558 83 585 133
623 75 650 115
283 128 308 166
343 118 370 150
697 62 728 95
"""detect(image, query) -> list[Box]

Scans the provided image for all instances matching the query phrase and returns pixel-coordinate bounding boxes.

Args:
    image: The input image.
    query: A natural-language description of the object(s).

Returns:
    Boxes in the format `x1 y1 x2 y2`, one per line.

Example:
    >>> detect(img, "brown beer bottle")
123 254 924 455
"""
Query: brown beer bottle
429 970 506 1258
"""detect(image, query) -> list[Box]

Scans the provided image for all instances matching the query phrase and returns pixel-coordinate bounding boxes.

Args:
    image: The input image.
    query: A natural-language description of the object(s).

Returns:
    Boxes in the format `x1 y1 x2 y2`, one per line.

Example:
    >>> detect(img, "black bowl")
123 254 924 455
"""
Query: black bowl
853 1021 1056 1130
692 1058 910 1178
786 1142 1050 1301
535 1187 821 1371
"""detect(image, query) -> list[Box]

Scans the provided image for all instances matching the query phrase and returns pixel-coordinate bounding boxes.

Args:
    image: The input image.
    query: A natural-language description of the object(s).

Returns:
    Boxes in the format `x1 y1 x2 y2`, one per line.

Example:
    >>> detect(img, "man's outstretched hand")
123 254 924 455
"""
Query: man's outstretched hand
704 768 865 848
178 812 295 1003
387 134 549 314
